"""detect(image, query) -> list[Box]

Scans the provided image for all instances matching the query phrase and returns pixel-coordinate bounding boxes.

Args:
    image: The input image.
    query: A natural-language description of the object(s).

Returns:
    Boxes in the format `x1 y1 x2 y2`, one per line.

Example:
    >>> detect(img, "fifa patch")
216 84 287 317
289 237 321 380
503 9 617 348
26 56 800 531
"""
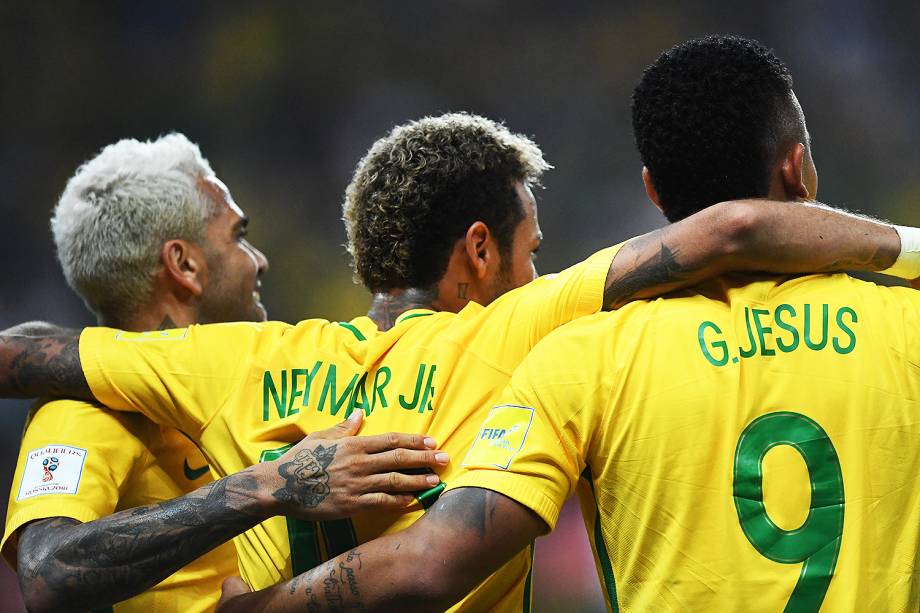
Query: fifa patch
462 405 535 470
17 445 87 500
116 327 189 342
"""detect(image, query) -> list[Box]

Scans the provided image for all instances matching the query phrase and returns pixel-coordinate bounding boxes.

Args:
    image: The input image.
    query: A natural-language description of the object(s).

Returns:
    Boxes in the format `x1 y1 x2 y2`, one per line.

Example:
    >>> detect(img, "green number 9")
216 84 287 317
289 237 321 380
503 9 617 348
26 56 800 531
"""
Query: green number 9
733 411 844 613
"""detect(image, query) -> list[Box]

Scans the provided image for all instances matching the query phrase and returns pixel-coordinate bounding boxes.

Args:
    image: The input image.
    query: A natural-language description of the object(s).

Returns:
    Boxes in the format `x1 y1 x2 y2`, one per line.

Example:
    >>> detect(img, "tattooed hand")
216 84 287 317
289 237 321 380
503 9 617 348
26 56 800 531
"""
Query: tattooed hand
260 410 449 520
274 445 336 508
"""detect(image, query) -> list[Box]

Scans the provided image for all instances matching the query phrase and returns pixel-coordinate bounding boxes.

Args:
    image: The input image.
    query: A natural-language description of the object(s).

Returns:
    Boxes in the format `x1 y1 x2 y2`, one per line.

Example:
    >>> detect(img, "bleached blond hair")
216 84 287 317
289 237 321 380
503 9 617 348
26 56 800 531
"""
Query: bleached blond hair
51 133 218 320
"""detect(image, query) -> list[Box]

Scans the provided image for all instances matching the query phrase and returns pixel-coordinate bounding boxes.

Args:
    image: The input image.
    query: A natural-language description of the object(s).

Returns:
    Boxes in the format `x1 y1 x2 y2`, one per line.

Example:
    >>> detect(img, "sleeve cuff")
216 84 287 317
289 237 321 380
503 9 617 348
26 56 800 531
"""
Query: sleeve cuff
80 328 120 409
576 243 626 316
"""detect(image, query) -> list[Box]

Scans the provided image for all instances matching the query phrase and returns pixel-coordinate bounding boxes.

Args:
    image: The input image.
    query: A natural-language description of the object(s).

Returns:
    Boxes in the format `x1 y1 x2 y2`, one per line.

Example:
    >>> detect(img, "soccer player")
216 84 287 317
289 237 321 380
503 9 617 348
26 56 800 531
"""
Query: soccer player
1 135 444 612
0 113 914 611
223 38 920 612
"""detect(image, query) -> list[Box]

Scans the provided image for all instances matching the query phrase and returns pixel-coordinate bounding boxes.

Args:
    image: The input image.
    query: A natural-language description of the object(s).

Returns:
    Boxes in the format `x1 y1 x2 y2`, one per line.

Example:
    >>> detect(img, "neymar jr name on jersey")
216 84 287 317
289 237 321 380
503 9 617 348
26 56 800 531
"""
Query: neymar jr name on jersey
698 303 858 367
262 362 438 421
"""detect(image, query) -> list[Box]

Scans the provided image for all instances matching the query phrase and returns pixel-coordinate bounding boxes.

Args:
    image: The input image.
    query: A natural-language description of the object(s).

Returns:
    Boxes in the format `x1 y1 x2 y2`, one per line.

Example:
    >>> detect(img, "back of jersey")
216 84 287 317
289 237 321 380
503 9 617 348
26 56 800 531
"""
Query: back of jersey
576 273 920 612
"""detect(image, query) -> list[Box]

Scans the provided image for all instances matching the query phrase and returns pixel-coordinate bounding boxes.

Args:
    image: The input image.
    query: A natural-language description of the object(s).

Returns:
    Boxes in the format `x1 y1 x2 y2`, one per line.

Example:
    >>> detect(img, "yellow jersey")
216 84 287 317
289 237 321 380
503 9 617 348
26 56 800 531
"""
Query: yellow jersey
453 273 920 612
2 399 238 613
77 245 620 612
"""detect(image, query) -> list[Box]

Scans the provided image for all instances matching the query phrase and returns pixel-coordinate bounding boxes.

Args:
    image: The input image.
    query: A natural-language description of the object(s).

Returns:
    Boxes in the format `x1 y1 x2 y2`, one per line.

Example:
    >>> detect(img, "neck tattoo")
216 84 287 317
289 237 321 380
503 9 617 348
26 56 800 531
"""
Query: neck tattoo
367 288 437 331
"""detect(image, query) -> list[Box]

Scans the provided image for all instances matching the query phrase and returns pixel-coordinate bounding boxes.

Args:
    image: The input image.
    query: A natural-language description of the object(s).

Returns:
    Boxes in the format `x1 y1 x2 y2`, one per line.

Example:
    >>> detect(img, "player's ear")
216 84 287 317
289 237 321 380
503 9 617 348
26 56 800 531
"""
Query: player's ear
161 239 207 297
464 221 494 280
642 167 664 214
780 143 810 199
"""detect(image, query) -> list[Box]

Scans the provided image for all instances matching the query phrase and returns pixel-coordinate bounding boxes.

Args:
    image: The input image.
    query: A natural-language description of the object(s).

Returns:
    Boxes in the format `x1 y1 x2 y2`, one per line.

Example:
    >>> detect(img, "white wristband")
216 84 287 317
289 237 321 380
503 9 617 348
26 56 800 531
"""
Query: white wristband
880 225 920 280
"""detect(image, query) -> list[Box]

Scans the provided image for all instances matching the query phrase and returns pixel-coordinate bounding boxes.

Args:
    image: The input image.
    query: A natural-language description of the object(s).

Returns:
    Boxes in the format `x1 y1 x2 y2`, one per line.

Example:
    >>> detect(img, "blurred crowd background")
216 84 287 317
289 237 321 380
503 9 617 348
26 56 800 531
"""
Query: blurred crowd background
1 2 918 611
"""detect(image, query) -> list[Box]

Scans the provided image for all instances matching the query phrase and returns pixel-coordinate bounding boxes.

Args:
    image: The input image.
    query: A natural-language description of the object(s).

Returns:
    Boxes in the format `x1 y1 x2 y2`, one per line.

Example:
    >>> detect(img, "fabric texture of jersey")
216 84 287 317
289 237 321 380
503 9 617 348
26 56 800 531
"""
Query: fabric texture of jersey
451 273 920 612
78 245 621 612
2 399 238 613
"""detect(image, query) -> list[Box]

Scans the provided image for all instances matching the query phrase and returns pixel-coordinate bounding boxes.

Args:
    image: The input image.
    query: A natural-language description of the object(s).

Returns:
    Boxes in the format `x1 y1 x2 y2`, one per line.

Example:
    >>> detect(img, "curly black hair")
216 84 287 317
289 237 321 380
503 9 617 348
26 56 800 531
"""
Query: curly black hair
632 35 804 221
344 113 549 292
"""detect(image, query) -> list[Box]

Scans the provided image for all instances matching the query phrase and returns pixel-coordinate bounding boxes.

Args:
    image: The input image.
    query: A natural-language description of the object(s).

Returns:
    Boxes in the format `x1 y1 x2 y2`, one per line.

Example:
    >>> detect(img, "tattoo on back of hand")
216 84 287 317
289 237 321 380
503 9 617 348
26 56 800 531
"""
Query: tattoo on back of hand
274 444 337 508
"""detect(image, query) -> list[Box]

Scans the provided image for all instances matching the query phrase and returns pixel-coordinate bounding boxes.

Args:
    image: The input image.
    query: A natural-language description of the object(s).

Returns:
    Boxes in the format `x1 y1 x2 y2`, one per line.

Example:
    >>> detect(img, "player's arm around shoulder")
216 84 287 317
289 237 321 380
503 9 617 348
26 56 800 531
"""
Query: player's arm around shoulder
602 199 903 308
0 322 89 399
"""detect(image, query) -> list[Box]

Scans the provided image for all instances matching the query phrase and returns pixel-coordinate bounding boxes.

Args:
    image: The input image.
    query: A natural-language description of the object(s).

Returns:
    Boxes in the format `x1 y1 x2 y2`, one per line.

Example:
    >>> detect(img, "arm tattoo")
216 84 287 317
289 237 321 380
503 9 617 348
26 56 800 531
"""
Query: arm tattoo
366 288 437 331
17 468 265 610
603 231 702 309
295 551 367 612
273 444 336 508
0 325 91 399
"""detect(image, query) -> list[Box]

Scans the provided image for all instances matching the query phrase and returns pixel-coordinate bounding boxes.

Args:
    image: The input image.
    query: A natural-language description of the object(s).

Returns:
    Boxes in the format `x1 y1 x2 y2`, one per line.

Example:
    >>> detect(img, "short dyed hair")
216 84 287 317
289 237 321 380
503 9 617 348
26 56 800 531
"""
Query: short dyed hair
632 35 804 221
343 112 550 291
51 133 218 321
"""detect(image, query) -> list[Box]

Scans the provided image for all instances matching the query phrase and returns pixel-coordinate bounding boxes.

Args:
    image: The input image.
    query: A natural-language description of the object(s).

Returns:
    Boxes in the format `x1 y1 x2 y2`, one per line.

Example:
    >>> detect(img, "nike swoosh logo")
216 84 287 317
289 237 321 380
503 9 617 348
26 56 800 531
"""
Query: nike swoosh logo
183 459 210 481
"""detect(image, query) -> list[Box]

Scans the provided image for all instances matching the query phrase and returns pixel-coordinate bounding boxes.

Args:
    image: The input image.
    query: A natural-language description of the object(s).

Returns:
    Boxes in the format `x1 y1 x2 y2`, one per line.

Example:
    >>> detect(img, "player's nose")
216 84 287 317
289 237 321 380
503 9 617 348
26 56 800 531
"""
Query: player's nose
252 244 269 274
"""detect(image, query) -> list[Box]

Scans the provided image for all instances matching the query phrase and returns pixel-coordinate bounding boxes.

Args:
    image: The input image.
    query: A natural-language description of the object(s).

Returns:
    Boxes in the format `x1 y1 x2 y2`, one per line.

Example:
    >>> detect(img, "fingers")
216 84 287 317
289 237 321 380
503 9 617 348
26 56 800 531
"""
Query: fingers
355 492 422 510
364 448 450 474
309 410 364 441
359 431 437 453
363 470 444 493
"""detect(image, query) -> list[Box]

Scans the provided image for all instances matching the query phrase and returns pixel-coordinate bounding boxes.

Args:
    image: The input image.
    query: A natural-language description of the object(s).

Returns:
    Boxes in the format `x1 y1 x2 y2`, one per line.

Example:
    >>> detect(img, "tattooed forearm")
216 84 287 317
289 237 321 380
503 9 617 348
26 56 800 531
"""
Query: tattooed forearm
0 324 90 399
604 230 702 309
304 553 366 612
367 288 437 331
231 490 539 612
17 468 267 611
273 444 336 508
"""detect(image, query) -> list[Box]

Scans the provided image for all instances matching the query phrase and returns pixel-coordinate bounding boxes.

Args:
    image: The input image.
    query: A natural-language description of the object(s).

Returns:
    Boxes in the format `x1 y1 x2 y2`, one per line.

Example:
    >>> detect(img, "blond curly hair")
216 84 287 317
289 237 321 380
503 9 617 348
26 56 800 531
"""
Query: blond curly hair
343 112 550 291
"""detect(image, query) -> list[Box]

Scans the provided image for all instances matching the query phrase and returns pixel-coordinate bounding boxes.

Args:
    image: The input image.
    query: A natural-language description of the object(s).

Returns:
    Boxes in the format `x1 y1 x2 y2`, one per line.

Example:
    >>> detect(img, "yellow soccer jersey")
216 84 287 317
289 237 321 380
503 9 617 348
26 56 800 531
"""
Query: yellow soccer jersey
77 245 620 612
2 399 238 613
452 273 920 612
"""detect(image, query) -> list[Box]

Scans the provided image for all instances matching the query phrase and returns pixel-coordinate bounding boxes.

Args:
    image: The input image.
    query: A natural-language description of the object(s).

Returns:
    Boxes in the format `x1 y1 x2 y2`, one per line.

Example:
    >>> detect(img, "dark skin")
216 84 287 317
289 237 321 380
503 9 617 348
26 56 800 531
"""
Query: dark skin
215 487 542 612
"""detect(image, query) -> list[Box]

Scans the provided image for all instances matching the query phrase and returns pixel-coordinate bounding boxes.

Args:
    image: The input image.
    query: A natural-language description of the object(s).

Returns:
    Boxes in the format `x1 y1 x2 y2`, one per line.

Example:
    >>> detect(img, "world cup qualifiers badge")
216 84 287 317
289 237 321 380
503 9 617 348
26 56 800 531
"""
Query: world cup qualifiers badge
42 456 60 482
17 445 87 500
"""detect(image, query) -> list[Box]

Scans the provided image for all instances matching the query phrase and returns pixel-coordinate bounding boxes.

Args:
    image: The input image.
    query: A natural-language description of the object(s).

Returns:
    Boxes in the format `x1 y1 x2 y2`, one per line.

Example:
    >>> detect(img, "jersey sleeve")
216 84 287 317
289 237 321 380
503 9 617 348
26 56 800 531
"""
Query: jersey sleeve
1 400 150 569
471 244 623 370
80 322 267 435
446 320 602 530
